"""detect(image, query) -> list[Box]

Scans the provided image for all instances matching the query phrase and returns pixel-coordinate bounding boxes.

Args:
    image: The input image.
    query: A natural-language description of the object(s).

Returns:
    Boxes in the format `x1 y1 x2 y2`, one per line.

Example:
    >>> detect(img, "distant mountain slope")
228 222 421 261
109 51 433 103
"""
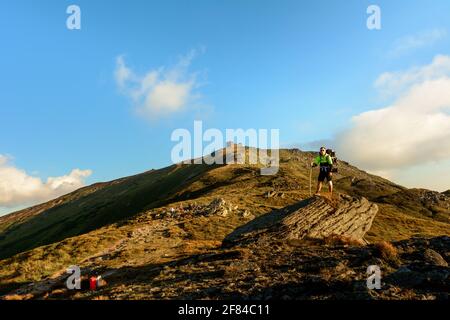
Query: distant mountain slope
0 182 114 233
376 188 450 223
0 163 220 259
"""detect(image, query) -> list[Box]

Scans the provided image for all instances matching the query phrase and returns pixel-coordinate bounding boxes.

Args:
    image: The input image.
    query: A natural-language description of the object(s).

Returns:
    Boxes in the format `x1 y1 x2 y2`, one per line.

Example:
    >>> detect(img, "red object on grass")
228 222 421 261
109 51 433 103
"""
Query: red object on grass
89 276 97 290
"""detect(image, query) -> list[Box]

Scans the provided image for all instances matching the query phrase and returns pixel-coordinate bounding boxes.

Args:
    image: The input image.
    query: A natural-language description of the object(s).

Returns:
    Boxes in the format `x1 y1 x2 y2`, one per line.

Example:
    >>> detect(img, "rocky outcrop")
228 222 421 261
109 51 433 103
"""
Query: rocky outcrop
206 198 238 217
150 198 253 220
224 195 378 246
276 195 378 241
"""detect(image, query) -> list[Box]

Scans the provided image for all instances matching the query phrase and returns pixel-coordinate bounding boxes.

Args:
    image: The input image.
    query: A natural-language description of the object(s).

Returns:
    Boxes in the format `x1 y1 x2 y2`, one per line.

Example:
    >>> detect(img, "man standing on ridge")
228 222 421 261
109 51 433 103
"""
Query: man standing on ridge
311 146 333 196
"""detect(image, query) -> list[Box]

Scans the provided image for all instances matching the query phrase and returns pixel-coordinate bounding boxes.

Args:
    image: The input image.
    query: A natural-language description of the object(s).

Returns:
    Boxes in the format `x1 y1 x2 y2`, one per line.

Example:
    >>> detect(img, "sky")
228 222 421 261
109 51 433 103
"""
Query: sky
1 0 450 215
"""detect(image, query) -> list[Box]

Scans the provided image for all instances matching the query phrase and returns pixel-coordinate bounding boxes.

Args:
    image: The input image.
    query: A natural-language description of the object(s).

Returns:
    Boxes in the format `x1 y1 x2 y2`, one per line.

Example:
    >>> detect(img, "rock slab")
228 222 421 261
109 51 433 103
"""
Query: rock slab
224 195 378 246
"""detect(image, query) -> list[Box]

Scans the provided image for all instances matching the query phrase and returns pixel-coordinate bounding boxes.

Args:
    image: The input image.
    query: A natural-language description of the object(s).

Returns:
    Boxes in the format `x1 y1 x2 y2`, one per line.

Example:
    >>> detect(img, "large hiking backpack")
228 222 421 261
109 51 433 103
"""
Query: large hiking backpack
326 149 338 173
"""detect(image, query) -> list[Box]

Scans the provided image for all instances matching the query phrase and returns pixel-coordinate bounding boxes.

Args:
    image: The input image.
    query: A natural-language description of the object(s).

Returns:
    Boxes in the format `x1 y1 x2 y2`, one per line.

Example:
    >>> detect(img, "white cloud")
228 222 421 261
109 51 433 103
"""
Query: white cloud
0 155 92 210
335 55 450 191
115 49 205 118
389 29 447 57
375 55 450 97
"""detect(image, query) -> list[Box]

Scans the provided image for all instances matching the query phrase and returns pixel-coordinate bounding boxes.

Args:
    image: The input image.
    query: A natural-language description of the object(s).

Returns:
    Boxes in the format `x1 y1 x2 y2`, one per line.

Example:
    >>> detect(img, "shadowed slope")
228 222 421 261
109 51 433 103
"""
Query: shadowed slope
0 163 220 259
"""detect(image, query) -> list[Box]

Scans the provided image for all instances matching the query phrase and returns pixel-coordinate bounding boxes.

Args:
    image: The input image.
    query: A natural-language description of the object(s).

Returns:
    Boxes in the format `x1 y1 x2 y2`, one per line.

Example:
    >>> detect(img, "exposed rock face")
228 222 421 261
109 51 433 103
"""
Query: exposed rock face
273 195 378 241
224 195 378 246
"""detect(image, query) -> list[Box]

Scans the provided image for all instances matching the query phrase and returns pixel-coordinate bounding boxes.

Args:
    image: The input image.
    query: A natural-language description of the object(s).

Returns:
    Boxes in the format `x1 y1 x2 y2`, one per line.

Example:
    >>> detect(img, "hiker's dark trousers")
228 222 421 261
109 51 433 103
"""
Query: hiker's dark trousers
318 166 332 182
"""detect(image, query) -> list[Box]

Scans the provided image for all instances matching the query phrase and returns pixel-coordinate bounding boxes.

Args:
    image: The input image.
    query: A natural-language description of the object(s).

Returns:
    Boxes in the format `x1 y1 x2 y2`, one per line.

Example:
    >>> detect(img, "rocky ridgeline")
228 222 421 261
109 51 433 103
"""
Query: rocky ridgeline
417 189 450 209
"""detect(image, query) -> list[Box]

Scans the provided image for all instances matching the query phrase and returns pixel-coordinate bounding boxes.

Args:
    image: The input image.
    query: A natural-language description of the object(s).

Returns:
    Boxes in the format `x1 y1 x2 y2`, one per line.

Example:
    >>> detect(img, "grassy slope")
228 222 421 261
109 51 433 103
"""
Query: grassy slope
0 148 448 295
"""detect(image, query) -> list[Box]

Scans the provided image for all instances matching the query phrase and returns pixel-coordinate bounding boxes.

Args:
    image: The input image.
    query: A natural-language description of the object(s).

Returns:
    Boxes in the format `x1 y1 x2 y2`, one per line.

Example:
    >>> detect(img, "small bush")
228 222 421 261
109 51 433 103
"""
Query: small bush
375 241 398 262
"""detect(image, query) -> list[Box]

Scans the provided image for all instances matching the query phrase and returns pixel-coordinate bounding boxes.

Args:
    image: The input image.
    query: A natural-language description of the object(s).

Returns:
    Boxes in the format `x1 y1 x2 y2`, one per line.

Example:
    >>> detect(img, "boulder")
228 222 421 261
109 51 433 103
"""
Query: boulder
423 249 448 267
224 195 378 246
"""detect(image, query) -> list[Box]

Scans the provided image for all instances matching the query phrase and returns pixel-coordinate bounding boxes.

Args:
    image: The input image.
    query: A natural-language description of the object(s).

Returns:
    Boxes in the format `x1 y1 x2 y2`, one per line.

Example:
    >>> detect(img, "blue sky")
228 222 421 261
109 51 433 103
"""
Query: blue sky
1 0 450 215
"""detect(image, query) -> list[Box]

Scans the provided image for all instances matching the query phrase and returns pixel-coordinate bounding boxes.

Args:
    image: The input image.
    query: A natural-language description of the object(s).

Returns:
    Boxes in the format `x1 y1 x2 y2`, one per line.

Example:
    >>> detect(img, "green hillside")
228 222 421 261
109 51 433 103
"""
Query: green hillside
0 147 448 299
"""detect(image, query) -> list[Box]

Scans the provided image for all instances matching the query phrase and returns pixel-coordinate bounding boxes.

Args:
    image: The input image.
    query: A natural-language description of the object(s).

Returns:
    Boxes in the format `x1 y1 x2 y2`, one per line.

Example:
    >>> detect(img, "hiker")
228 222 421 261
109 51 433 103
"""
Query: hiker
311 147 333 195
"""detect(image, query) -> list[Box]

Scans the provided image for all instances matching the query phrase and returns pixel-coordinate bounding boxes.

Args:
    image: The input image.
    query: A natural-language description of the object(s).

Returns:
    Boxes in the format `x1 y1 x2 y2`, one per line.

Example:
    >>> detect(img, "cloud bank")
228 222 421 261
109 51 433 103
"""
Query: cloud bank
335 55 450 191
0 155 92 210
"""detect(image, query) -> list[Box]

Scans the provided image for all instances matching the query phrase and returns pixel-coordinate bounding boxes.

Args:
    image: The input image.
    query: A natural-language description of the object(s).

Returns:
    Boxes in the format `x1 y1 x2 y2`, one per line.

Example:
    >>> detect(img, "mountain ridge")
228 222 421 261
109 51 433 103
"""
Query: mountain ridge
0 146 449 299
